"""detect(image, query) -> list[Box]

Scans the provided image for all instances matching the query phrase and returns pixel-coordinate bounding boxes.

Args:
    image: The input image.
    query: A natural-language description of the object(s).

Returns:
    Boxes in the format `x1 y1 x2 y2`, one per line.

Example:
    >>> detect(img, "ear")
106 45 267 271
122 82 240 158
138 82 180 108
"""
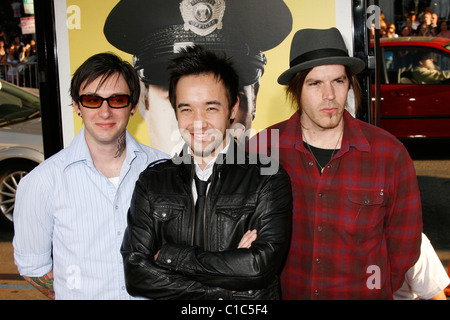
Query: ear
131 104 137 116
72 100 81 115
229 96 240 120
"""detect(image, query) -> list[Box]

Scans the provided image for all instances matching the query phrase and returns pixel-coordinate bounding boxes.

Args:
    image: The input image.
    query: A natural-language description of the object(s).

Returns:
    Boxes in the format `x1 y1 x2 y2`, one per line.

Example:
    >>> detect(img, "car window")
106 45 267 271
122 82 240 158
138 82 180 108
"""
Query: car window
382 46 450 85
0 88 40 126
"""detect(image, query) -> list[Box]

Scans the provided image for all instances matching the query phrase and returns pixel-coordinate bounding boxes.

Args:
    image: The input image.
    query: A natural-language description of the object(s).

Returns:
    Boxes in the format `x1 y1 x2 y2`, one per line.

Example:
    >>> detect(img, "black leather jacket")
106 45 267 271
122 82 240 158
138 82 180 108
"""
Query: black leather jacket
121 143 292 300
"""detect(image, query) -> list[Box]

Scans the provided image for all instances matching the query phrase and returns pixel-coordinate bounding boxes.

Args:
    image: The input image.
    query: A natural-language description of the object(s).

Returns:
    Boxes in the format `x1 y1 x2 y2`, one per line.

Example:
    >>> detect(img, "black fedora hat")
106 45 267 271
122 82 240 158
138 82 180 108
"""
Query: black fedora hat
278 27 366 85
104 0 292 88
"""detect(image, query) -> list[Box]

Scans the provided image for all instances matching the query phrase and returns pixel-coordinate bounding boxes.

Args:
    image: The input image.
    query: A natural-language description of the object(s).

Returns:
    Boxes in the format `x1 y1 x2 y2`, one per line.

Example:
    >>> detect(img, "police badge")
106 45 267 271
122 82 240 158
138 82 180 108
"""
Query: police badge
180 0 226 36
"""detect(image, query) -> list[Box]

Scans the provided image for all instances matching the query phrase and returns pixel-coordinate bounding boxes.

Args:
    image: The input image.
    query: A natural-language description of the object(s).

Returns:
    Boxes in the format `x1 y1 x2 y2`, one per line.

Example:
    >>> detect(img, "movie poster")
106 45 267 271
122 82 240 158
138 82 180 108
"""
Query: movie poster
64 0 350 154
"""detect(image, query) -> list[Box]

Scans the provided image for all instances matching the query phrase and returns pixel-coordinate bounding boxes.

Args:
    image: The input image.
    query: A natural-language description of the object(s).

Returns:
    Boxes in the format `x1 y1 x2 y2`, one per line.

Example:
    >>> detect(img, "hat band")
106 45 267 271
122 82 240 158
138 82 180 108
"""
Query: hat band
290 48 349 68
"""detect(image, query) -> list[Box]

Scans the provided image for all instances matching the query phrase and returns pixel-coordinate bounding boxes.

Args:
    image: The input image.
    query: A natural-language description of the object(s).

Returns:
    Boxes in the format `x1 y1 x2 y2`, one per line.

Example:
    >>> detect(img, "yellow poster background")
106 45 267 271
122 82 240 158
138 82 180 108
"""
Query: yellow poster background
67 0 336 147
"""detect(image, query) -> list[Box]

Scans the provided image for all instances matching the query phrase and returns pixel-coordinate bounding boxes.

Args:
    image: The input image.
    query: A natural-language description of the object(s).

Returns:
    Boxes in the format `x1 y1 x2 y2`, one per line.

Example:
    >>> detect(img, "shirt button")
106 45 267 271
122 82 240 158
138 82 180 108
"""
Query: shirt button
115 205 119 210
316 258 321 263
166 259 172 264
318 226 323 232
308 162 314 166
314 290 319 295
319 193 323 198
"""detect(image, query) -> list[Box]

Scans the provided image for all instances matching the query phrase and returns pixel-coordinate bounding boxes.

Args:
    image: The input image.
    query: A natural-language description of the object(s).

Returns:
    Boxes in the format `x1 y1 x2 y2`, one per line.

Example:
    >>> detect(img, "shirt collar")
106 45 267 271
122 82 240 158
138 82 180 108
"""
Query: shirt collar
63 128 141 169
187 137 231 181
64 127 92 168
342 110 371 153
283 110 371 154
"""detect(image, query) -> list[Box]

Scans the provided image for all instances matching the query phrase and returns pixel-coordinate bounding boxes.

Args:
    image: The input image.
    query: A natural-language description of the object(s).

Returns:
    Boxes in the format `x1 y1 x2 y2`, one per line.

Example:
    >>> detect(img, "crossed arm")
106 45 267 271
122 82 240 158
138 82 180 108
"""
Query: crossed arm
154 229 257 261
122 170 292 299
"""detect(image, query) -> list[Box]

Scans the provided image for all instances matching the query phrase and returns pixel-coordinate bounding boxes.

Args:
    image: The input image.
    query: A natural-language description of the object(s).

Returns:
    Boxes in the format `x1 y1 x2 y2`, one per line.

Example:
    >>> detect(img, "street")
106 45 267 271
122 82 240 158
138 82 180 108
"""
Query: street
0 139 448 300
403 139 450 255
0 230 47 300
403 139 450 286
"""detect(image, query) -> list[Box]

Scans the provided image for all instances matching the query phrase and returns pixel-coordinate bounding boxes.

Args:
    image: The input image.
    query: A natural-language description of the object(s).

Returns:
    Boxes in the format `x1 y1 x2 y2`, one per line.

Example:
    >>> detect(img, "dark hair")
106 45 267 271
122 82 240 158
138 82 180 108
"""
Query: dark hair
70 52 140 107
168 45 239 112
286 66 361 114
418 51 433 63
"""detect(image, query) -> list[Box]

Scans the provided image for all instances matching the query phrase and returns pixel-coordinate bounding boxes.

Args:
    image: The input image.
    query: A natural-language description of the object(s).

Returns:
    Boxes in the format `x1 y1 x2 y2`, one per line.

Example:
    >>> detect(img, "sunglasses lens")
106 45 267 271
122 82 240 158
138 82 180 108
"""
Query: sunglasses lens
108 95 130 108
80 95 102 108
80 95 130 108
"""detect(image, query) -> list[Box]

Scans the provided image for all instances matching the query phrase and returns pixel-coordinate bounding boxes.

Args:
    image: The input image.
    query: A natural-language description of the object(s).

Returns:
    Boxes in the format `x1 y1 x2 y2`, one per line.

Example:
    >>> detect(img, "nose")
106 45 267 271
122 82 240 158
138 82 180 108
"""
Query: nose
98 100 113 118
193 110 207 127
193 119 207 132
322 82 336 101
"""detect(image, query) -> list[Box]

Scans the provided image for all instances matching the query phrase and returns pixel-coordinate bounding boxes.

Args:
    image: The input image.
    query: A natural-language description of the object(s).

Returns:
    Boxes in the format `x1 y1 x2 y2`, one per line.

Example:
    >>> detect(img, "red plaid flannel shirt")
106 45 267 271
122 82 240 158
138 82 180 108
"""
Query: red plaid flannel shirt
249 111 422 299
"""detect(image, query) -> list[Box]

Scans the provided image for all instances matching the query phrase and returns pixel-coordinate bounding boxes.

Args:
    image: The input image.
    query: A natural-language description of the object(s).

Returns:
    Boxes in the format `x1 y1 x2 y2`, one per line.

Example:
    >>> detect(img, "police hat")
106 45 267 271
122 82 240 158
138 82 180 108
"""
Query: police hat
104 0 292 88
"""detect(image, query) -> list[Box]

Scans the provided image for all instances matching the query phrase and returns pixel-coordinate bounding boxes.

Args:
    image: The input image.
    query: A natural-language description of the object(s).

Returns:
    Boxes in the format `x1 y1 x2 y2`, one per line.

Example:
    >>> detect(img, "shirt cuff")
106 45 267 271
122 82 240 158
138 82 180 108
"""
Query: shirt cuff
14 250 52 277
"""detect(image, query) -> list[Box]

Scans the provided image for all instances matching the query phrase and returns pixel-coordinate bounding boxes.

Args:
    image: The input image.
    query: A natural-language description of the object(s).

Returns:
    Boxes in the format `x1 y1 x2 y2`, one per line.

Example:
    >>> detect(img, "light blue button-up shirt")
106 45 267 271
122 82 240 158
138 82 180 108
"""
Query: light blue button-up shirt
13 128 168 299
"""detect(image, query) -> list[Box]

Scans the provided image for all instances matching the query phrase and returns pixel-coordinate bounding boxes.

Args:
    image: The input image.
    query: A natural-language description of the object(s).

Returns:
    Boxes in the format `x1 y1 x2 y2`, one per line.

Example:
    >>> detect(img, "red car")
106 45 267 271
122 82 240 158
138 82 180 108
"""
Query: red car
372 37 450 138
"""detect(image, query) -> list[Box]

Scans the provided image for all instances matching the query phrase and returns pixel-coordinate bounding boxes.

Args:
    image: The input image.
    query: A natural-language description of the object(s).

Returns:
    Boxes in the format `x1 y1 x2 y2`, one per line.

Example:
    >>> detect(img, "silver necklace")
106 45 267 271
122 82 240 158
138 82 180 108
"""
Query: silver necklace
302 127 344 174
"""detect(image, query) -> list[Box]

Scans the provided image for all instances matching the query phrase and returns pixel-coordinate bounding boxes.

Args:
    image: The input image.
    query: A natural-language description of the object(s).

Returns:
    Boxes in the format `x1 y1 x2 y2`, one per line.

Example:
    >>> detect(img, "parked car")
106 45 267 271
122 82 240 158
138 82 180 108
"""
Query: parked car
372 37 450 138
0 80 43 225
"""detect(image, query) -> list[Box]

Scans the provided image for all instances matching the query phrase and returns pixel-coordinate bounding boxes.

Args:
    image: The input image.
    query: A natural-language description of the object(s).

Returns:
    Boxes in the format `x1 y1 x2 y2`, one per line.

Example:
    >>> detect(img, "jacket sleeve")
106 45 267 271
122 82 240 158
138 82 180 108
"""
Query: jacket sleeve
386 147 422 292
155 167 293 292
121 177 233 300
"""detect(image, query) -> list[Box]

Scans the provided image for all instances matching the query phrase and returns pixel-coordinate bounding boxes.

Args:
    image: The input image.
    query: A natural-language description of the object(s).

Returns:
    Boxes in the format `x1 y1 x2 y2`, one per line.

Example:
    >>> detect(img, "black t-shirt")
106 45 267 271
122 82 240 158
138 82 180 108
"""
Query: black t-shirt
303 142 340 175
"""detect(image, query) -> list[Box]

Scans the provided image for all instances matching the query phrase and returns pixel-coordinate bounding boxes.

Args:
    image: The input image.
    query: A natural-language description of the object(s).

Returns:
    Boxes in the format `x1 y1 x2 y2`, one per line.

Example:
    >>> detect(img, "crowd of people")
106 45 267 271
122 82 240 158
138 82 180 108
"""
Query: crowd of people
376 8 450 39
0 0 38 87
0 29 37 87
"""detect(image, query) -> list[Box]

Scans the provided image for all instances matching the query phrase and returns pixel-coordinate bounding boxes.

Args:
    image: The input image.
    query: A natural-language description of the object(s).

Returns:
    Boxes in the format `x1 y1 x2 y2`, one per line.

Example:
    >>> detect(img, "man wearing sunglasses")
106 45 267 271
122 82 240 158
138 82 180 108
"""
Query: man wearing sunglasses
13 52 168 299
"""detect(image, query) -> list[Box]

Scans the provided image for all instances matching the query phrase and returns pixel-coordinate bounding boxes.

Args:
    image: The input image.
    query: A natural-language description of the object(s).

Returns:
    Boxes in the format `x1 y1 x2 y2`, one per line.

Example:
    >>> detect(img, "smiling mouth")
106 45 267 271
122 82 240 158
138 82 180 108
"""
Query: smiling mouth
192 133 212 142
96 123 115 129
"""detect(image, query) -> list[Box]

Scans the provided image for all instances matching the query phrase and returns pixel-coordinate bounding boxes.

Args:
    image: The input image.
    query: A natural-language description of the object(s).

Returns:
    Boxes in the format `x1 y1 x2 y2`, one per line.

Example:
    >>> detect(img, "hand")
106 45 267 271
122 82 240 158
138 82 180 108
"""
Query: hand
237 229 257 249
233 230 257 295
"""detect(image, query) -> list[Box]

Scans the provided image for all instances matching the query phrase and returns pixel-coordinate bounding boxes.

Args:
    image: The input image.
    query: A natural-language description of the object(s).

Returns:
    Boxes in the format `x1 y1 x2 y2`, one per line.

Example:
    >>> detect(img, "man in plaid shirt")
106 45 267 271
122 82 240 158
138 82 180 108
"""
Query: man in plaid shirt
249 28 422 299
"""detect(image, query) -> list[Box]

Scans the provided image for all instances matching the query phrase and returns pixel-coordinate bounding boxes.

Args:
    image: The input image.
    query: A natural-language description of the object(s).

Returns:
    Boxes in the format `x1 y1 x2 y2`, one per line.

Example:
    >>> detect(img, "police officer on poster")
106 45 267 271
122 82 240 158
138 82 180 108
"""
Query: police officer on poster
104 0 292 154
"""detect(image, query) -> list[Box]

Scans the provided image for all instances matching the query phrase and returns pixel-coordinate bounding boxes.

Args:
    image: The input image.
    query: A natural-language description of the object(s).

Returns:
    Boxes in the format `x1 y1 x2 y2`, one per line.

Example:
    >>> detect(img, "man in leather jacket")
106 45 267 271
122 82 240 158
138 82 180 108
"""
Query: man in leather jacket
121 45 293 300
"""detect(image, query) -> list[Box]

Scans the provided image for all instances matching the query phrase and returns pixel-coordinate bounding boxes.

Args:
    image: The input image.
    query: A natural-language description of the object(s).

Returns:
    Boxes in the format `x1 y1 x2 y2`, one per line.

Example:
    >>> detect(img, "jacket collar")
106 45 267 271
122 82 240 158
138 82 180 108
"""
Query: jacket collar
174 138 244 176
